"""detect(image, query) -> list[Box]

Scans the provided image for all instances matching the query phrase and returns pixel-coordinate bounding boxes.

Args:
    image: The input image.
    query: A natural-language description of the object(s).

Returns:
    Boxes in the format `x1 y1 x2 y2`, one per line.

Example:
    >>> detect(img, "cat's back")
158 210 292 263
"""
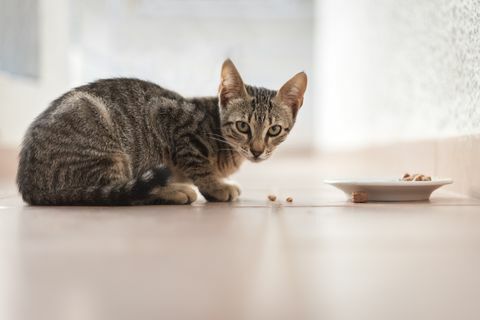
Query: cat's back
27 78 183 127
74 78 184 106
19 78 177 151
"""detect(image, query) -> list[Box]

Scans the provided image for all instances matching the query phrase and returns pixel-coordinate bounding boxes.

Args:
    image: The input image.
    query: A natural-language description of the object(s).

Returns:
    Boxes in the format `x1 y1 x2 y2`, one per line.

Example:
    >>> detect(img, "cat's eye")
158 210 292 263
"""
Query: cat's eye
268 125 282 137
236 121 250 133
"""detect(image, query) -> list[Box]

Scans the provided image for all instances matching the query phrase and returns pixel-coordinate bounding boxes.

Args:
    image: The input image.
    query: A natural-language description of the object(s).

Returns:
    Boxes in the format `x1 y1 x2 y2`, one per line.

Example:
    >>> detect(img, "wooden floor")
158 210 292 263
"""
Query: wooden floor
1 156 480 320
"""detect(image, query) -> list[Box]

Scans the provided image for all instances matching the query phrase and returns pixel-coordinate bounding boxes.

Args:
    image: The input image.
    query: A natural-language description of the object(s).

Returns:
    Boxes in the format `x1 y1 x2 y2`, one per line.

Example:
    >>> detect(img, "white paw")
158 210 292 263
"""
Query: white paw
200 183 241 202
151 183 197 204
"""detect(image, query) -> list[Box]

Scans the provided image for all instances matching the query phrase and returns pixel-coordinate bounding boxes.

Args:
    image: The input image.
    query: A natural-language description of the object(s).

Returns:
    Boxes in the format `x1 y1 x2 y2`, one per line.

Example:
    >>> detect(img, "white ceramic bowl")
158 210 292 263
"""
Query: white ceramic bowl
324 178 453 202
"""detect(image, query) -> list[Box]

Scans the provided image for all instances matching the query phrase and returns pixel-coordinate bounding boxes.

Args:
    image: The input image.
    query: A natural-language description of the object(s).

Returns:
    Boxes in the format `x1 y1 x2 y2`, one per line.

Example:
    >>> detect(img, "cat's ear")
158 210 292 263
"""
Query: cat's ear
219 59 248 107
274 72 308 117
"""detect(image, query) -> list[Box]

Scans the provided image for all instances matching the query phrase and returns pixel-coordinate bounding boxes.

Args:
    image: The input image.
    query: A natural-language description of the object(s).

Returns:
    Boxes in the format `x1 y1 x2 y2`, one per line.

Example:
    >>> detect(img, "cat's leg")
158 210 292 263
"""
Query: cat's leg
198 179 240 202
176 159 240 202
141 182 197 205
132 169 196 204
172 135 240 202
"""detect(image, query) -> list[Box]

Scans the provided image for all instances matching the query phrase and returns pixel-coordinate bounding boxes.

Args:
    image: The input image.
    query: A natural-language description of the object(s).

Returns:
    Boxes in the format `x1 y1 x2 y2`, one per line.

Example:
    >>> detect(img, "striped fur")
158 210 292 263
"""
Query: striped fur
17 60 307 205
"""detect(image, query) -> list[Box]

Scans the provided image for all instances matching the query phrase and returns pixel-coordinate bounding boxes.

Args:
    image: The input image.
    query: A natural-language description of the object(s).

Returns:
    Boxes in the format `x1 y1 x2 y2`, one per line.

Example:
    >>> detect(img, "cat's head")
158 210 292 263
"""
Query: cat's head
218 59 307 162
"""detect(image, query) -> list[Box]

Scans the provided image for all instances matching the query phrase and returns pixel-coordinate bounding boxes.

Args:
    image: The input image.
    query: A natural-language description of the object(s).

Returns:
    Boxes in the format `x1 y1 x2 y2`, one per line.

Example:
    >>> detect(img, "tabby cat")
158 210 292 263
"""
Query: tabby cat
17 59 307 205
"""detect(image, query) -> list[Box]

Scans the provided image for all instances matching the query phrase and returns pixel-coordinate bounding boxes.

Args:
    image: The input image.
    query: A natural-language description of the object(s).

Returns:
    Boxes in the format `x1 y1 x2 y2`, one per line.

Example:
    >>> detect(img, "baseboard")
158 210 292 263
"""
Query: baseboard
318 134 480 199
436 135 480 198
0 147 18 183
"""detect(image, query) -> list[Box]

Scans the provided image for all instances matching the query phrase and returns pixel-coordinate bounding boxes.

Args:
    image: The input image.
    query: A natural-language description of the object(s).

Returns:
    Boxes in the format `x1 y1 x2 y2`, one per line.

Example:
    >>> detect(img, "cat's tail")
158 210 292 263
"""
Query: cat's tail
20 166 173 206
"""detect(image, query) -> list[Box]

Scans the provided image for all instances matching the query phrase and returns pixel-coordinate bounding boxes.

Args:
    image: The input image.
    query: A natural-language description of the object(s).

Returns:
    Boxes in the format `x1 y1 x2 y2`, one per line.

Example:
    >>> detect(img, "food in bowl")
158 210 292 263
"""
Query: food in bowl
401 173 432 181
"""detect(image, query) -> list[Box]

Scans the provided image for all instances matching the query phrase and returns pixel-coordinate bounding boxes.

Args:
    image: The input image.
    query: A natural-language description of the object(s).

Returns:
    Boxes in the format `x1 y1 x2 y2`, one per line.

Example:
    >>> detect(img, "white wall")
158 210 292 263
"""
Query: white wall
0 0 314 149
315 0 480 151
0 0 70 148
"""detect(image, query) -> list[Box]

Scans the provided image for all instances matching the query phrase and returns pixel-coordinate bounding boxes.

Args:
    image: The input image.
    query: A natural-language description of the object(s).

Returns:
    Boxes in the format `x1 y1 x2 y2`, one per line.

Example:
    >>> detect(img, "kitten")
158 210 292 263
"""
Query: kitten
17 59 307 205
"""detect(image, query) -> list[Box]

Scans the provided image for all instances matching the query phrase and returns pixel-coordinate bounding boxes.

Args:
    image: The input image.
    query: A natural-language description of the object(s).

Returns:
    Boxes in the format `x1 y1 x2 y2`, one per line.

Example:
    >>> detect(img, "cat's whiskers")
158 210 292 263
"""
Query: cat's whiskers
207 132 226 138
207 136 232 145
205 132 227 140
207 135 231 145
206 134 239 150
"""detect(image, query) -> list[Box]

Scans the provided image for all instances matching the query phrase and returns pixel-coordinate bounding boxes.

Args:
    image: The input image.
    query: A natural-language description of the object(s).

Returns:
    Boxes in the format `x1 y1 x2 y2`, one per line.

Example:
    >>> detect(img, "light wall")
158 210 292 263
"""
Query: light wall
0 0 70 148
0 0 314 151
315 0 480 151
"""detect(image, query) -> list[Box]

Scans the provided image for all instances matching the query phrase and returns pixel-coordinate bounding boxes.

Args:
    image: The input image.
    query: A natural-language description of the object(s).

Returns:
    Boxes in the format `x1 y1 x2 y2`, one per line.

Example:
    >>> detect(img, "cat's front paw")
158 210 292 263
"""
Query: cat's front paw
200 183 241 202
150 183 197 204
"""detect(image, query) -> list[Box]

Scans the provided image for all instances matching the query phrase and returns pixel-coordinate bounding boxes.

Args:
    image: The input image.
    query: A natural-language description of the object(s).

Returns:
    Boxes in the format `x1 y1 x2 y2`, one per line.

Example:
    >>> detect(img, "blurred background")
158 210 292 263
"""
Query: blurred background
1 2 480 320
1 0 480 185
0 0 314 151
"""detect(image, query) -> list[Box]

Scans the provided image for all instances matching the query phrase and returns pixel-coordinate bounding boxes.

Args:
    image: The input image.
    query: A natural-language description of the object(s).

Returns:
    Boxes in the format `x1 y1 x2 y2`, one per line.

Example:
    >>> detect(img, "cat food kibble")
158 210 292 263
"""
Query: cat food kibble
267 194 277 202
401 173 432 181
286 197 293 203
414 174 431 181
351 191 368 203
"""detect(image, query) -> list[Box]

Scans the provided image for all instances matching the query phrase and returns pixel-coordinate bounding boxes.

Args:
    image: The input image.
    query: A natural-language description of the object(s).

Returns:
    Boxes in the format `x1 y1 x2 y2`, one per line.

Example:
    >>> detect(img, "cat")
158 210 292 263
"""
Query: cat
17 59 307 205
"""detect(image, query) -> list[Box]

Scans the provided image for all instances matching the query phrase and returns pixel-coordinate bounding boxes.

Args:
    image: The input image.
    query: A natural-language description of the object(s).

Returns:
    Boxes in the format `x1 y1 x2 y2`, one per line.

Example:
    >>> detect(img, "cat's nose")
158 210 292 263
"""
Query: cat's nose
251 149 264 158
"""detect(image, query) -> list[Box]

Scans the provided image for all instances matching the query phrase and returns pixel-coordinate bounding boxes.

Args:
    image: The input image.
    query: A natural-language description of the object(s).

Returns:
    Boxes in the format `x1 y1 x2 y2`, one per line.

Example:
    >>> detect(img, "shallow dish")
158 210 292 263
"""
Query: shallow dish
324 178 453 202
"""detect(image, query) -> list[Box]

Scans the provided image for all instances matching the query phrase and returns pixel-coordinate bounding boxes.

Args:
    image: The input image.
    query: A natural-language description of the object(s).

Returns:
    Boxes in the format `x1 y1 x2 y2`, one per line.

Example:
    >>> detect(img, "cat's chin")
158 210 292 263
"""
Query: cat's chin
248 157 267 163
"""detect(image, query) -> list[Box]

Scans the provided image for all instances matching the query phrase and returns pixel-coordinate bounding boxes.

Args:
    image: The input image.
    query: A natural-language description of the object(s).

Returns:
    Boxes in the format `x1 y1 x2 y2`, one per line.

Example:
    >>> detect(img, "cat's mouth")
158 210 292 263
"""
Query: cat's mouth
237 147 270 162
246 153 271 163
238 151 264 162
